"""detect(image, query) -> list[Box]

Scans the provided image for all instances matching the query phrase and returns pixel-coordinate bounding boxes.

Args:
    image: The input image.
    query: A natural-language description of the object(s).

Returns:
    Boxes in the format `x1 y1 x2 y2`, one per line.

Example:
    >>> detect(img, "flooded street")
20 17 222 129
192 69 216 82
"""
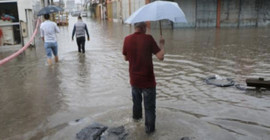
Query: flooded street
1 16 270 140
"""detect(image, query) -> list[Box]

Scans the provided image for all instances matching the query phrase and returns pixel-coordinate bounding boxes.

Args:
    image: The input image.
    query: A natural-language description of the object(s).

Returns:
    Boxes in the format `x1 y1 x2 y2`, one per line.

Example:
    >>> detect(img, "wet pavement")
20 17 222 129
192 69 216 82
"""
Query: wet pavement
1 16 270 140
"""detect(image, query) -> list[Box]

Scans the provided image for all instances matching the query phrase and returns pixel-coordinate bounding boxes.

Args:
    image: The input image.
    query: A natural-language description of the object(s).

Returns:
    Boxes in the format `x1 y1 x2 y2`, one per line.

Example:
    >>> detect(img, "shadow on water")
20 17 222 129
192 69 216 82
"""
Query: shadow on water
1 16 270 140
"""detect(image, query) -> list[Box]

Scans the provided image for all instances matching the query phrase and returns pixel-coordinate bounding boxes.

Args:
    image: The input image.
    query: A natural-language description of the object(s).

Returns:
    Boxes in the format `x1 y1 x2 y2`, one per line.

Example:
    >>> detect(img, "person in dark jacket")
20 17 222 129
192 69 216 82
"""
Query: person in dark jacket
72 16 90 53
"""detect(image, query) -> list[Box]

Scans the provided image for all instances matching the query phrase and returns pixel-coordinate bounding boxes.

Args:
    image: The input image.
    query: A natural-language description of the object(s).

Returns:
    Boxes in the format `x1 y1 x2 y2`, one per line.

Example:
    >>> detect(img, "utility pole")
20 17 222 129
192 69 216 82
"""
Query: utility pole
128 0 131 16
145 0 150 28
237 0 242 28
216 0 221 28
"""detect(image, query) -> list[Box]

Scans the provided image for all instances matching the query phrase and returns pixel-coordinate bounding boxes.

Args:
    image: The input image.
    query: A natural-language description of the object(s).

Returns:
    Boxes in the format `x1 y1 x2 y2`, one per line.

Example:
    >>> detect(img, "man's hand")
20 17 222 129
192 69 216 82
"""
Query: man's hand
159 38 165 45
155 37 165 61
159 38 165 49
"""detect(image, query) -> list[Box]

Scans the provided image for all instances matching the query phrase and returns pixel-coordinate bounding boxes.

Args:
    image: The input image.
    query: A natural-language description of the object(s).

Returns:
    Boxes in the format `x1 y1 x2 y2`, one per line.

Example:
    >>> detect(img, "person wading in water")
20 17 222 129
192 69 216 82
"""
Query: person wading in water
122 22 165 134
72 15 90 54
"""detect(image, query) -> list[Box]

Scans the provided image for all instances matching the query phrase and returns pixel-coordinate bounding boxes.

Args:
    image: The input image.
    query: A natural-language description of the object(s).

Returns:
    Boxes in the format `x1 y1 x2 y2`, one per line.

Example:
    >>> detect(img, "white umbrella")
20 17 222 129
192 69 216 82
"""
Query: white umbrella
125 1 187 36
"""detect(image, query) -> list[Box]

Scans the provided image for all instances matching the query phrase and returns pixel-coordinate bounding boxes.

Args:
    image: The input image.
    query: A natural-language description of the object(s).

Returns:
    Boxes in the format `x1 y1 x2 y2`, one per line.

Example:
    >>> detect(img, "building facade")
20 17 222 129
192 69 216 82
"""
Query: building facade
100 0 270 28
0 0 35 47
86 0 270 28
172 0 270 28
66 0 75 12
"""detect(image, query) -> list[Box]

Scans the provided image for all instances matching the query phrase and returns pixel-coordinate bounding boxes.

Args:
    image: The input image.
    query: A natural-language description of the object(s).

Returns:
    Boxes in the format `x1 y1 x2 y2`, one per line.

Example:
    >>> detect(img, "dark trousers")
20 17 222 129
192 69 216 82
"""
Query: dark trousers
76 37 85 53
132 86 156 133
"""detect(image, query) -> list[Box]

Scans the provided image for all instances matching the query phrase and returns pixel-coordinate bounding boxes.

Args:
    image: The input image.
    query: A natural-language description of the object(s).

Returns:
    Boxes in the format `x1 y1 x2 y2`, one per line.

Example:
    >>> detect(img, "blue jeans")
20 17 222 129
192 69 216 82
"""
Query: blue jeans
44 42 58 58
132 86 156 133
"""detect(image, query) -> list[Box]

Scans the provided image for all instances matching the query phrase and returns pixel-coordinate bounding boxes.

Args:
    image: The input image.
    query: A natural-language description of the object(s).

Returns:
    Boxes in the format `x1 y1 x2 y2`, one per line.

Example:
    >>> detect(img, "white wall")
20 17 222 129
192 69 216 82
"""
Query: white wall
17 0 34 45
121 0 145 23
17 0 33 22
131 0 144 14
121 0 129 22
0 0 35 45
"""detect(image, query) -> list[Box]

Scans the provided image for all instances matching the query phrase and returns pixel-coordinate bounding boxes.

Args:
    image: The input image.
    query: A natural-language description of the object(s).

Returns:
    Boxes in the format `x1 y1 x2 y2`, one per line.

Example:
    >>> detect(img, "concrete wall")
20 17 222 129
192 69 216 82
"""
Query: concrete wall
119 0 270 28
18 0 34 45
106 0 122 22
121 0 145 23
95 4 101 18
107 2 113 20
220 0 241 27
0 0 34 45
239 0 258 27
112 1 117 19
175 0 270 28
174 0 196 28
121 0 129 22
151 0 219 28
196 0 217 27
258 0 270 26
219 0 270 27
130 0 145 14
18 0 33 22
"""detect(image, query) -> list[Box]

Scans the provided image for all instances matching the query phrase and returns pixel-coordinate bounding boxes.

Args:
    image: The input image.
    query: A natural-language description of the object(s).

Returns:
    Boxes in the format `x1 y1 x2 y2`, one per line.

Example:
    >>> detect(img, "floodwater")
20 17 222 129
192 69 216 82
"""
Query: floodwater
1 16 270 140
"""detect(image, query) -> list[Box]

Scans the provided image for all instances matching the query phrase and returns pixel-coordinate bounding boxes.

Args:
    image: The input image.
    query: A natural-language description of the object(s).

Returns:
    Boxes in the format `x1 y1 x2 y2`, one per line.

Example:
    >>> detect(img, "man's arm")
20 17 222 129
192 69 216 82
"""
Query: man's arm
72 25 76 40
40 27 44 42
123 55 128 61
55 24 60 33
85 24 90 41
155 38 165 61
123 38 128 61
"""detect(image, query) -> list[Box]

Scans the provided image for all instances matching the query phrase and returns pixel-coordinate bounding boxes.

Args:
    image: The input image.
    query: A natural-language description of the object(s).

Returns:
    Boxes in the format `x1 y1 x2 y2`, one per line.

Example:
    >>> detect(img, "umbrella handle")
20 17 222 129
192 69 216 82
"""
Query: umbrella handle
159 20 162 36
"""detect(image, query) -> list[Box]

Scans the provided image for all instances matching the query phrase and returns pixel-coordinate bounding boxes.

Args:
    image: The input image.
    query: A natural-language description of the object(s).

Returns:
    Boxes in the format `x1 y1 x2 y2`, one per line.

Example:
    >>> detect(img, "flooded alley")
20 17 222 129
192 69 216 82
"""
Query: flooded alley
1 16 270 140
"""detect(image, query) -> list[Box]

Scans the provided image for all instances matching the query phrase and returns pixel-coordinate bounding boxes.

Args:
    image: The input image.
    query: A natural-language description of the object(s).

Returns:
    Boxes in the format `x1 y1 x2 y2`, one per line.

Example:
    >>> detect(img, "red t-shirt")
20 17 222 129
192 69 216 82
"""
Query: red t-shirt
123 32 160 88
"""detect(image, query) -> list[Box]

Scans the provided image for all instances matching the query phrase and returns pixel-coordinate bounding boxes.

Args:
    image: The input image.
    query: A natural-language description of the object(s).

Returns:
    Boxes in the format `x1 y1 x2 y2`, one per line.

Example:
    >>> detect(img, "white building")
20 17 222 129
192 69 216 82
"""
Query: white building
0 0 35 47
18 0 35 46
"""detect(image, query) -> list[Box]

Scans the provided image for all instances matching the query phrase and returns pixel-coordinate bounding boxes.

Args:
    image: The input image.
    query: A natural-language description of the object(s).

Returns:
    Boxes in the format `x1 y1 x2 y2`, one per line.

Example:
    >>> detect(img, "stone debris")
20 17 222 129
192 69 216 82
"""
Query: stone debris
76 123 108 140
76 123 128 140
180 137 192 140
101 126 128 140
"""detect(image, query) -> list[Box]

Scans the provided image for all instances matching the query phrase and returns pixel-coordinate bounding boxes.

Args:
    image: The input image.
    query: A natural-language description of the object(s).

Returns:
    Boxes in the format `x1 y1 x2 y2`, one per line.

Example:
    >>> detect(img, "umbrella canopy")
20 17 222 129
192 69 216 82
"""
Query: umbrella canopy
125 1 187 24
38 5 63 16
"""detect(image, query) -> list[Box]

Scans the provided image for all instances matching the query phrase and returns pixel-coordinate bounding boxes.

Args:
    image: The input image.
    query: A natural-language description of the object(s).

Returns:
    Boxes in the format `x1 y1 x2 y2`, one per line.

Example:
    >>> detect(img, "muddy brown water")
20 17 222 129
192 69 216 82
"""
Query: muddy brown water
0 16 270 140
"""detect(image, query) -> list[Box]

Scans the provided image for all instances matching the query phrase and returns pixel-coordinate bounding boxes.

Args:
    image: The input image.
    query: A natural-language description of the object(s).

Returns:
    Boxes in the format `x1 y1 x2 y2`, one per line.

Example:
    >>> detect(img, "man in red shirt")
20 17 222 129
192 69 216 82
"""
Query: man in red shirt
122 22 165 134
